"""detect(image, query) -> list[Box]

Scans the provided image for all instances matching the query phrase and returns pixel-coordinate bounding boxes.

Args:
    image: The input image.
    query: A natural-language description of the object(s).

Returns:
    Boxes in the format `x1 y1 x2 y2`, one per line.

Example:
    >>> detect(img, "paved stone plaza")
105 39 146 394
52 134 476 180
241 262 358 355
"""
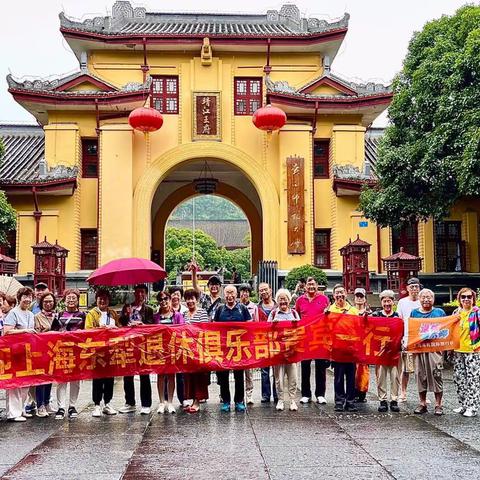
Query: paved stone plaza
1 369 480 479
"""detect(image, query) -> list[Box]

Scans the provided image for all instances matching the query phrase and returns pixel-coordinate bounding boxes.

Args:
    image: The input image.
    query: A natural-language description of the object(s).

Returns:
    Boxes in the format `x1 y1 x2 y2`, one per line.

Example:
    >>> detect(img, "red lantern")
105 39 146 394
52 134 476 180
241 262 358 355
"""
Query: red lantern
128 107 164 133
252 104 286 132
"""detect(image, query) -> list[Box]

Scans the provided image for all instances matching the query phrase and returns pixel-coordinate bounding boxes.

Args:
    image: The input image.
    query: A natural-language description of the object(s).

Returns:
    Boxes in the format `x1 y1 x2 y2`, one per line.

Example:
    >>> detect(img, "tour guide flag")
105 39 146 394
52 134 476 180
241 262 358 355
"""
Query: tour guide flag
0 313 404 389
406 315 460 353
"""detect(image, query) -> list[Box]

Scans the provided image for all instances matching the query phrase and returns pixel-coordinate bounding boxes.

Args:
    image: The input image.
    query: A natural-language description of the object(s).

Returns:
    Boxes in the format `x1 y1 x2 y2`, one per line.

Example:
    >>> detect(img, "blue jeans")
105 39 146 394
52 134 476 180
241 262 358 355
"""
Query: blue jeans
35 383 52 408
261 367 277 400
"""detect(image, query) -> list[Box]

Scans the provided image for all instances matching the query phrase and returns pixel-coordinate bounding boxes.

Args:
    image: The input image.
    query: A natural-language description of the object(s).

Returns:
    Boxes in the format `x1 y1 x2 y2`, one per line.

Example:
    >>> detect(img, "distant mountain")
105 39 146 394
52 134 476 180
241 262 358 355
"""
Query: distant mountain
170 195 245 221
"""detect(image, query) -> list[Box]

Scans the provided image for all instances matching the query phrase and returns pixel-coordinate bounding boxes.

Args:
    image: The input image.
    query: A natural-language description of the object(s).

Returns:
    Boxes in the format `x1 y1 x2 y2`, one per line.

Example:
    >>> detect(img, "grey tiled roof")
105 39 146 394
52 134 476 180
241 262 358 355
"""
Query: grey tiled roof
365 128 384 169
59 2 349 37
266 73 392 99
7 72 150 96
0 125 77 184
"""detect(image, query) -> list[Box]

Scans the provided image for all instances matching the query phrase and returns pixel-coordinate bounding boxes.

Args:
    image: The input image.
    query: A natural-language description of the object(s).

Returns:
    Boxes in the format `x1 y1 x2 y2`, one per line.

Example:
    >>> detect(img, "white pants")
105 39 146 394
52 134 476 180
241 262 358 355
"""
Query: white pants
6 387 29 419
56 381 81 410
245 370 254 400
273 363 297 402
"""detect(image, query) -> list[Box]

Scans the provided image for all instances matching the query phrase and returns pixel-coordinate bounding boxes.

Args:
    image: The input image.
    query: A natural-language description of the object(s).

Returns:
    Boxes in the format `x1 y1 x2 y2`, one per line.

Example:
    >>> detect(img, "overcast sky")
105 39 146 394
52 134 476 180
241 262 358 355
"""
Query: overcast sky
1 0 470 125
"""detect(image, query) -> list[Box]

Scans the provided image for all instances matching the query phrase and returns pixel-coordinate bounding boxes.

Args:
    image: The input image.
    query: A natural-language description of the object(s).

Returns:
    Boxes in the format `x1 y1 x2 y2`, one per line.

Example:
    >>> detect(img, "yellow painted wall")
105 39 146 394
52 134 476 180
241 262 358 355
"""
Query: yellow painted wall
15 43 479 277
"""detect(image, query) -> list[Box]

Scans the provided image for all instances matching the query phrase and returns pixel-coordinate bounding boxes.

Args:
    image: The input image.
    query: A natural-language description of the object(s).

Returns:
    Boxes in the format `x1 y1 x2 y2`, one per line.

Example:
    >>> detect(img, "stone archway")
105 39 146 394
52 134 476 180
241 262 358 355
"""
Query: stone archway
133 142 279 263
152 182 262 273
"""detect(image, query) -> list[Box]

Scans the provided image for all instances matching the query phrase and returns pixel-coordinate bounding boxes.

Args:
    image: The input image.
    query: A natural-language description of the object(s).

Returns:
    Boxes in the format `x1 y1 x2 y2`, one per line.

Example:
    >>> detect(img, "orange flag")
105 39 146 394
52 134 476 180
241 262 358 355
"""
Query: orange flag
407 315 460 353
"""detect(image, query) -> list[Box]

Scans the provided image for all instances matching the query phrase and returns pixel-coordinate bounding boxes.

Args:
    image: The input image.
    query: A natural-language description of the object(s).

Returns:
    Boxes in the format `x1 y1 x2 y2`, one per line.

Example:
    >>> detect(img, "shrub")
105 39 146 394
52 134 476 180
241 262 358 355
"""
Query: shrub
284 265 327 291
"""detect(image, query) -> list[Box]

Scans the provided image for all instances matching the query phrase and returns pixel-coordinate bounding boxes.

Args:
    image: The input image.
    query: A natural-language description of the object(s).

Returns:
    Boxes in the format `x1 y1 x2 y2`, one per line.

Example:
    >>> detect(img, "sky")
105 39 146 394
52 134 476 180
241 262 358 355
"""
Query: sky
0 0 471 125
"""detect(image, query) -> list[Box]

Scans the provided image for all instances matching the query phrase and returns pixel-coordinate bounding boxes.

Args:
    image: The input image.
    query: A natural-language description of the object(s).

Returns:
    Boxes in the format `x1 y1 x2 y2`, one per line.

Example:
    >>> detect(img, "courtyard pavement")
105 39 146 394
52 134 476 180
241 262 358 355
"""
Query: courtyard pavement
1 367 480 479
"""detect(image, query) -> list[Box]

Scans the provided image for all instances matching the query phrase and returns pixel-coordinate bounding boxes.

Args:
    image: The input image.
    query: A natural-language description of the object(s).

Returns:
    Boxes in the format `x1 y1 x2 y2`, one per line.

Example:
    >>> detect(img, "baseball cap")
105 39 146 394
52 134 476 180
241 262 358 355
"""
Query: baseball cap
406 277 420 286
354 288 366 296
34 282 48 290
207 275 222 286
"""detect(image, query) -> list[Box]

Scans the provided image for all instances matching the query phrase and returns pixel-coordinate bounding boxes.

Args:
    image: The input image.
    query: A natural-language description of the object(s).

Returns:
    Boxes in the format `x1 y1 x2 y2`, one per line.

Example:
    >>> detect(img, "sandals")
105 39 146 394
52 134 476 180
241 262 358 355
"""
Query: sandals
434 406 444 416
186 405 200 414
414 405 428 414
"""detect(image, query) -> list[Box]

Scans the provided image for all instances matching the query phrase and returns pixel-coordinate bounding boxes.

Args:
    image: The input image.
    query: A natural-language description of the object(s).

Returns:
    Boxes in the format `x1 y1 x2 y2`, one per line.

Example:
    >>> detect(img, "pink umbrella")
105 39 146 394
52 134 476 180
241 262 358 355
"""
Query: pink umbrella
87 257 167 286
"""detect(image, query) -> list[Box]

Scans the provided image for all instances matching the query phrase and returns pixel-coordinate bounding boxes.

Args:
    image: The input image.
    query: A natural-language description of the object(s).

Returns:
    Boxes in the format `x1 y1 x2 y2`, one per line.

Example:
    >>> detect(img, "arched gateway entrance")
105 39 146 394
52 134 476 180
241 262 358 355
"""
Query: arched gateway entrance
132 143 280 271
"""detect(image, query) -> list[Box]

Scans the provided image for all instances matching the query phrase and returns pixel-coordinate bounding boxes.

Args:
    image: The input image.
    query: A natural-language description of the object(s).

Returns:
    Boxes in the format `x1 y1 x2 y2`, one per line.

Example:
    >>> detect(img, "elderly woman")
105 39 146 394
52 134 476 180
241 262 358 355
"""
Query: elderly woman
34 291 57 418
86 289 121 417
182 288 210 413
452 288 480 417
153 291 184 414
268 288 300 412
3 287 36 422
410 288 446 415
51 288 86 420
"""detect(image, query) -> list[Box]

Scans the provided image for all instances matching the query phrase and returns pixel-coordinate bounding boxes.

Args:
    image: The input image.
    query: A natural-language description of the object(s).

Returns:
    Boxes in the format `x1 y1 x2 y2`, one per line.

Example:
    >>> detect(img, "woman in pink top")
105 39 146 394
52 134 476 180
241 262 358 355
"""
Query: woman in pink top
294 277 330 404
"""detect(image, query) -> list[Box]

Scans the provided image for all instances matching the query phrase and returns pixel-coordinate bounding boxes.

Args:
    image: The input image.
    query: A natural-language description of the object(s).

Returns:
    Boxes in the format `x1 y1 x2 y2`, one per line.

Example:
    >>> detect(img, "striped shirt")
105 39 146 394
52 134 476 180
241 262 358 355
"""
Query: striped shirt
183 307 209 323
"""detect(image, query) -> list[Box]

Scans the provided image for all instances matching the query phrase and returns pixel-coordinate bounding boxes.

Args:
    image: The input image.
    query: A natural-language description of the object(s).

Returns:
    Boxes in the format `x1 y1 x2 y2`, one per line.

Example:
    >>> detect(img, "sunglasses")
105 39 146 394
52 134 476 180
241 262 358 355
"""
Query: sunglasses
460 295 473 300
158 297 169 302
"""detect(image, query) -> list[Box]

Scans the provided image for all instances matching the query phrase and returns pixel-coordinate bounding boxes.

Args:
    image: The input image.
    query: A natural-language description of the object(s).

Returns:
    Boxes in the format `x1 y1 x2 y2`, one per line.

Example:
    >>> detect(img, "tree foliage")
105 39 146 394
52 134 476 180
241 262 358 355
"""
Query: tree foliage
284 265 327 292
360 5 480 227
165 227 251 281
0 190 16 246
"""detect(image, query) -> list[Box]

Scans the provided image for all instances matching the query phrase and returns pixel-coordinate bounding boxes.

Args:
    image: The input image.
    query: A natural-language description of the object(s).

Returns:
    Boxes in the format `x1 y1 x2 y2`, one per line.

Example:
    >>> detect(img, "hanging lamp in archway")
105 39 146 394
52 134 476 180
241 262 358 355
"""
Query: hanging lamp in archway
194 161 218 194
252 104 286 133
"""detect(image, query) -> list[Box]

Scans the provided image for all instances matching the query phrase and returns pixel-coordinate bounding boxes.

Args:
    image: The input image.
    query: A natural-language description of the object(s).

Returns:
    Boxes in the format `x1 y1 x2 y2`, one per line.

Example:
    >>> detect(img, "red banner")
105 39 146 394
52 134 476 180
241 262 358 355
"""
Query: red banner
0 314 404 389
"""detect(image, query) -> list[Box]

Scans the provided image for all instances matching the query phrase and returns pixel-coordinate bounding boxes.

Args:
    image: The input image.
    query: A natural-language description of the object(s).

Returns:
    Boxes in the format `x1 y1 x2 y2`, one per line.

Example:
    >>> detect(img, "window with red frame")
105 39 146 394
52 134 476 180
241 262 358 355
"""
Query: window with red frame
151 76 179 114
314 229 331 268
82 138 98 178
392 222 419 257
234 77 262 115
80 229 98 270
313 140 330 179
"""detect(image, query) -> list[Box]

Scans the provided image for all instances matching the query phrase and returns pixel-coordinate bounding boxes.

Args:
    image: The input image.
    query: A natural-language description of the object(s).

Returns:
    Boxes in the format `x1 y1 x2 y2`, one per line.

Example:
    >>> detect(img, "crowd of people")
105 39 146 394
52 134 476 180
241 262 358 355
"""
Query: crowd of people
1 275 479 423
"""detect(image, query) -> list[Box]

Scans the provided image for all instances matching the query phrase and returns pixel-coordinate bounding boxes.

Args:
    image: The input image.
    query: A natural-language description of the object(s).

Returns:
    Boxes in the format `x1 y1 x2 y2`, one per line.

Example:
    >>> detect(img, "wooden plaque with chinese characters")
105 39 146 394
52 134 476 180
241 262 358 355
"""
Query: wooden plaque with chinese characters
193 92 221 141
287 156 306 254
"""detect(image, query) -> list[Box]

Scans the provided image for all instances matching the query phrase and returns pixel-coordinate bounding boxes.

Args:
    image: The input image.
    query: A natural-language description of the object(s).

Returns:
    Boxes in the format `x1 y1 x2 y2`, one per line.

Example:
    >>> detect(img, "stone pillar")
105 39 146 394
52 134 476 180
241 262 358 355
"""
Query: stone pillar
278 123 313 270
99 124 134 264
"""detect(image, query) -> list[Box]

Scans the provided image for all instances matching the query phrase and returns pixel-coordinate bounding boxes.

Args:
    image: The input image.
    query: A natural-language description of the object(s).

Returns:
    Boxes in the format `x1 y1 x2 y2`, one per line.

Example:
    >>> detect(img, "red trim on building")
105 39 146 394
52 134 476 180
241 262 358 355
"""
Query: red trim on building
56 74 116 92
60 27 348 47
8 88 147 106
269 92 393 110
333 178 376 194
299 76 357 96
0 179 77 193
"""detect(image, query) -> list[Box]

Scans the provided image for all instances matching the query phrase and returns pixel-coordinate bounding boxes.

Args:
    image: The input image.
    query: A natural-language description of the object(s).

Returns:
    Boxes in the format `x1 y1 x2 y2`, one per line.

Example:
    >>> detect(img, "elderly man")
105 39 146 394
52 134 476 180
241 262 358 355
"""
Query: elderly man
372 290 401 412
410 289 446 415
295 277 330 404
214 285 251 412
396 277 421 401
326 284 359 412
119 284 154 415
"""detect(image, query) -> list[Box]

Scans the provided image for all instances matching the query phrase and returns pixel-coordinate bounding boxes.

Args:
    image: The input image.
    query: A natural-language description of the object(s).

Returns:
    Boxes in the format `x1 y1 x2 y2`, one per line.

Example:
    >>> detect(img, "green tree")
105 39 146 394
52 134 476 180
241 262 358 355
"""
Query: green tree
170 195 245 221
164 227 251 281
284 265 327 291
360 5 480 227
0 138 16 245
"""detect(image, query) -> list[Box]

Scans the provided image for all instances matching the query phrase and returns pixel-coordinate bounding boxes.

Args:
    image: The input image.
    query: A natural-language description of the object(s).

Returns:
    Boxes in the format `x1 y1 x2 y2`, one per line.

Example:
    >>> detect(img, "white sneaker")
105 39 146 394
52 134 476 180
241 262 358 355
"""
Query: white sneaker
453 406 465 414
300 396 310 404
140 407 151 415
246 396 254 405
289 401 298 411
276 400 285 411
103 404 117 415
317 396 327 405
36 406 48 418
167 403 176 414
463 408 477 417
119 404 136 414
10 416 27 422
182 400 192 408
92 405 102 417
46 403 56 415
157 403 165 414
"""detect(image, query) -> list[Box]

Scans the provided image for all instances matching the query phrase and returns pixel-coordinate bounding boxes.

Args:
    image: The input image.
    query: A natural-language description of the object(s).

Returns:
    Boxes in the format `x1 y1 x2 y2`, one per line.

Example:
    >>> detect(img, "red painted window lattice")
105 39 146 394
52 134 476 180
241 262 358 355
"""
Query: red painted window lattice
151 76 179 114
81 229 98 270
82 138 98 178
313 140 330 179
234 78 262 115
314 229 331 269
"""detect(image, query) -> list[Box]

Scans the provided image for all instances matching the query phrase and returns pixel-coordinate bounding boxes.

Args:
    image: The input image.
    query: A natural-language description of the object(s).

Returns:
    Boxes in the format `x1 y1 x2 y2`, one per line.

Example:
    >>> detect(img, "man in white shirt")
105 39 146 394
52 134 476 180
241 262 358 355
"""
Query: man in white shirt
396 277 421 402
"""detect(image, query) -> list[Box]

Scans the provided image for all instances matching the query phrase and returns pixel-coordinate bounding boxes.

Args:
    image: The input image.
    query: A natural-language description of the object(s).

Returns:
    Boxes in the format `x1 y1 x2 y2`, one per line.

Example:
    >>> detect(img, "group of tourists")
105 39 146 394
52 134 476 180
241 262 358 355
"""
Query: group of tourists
1 274 479 422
